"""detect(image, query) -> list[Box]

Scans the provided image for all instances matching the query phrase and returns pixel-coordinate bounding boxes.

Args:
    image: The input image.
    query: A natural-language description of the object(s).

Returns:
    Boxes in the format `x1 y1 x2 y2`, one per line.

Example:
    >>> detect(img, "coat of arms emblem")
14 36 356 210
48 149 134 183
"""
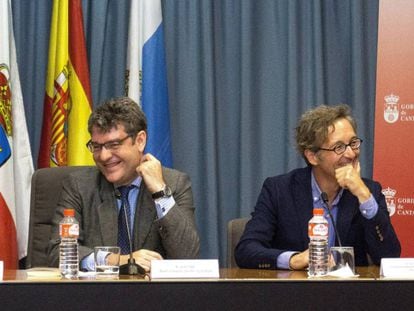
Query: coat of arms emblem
0 63 12 167
383 94 399 124
382 187 397 216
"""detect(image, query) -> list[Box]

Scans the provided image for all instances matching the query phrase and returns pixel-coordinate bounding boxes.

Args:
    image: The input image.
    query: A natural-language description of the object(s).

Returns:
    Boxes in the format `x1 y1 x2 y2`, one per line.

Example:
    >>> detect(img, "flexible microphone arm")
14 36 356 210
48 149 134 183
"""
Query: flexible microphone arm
321 192 343 247
115 189 146 275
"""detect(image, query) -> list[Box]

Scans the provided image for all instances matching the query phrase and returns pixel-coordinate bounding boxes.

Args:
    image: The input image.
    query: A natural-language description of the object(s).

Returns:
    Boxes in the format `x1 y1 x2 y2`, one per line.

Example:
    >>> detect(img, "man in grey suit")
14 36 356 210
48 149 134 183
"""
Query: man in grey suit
48 97 200 272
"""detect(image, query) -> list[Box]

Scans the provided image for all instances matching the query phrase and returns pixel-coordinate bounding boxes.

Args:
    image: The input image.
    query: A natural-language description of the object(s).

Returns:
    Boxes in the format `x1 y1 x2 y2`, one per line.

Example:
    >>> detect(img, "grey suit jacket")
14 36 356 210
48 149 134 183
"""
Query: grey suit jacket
47 166 200 266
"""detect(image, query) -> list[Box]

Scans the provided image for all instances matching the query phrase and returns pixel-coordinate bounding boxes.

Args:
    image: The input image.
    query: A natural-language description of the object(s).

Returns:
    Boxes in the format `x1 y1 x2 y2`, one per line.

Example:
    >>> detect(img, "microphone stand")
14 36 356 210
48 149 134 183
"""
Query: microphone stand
321 192 345 268
116 190 146 276
119 255 145 275
321 192 342 247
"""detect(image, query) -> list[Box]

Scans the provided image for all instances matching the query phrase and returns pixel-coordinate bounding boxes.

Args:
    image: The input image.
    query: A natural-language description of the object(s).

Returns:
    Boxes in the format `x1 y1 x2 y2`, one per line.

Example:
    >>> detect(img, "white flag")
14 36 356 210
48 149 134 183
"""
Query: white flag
0 0 34 269
126 0 173 167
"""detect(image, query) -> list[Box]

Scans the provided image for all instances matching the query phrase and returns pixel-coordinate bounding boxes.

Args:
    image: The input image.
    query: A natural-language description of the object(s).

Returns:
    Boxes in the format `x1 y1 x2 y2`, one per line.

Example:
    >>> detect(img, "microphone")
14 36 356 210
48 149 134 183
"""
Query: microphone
114 189 121 199
320 192 343 247
115 189 146 275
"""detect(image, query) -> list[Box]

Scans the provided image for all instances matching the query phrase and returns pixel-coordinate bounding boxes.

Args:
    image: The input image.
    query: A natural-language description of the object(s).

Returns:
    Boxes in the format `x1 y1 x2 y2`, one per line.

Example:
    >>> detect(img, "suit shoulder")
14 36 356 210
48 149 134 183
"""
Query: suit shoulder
263 167 310 186
67 166 100 177
162 166 189 180
64 166 102 184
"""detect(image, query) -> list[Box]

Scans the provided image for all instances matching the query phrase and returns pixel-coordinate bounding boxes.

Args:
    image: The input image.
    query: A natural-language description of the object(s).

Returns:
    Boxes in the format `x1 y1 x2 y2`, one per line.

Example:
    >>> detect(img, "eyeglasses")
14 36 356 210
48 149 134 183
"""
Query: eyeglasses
86 135 132 153
317 138 363 155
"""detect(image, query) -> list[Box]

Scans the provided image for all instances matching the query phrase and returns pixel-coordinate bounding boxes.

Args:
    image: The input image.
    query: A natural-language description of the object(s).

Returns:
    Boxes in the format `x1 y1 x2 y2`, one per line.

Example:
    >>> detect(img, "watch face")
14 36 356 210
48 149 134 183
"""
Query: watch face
164 186 172 197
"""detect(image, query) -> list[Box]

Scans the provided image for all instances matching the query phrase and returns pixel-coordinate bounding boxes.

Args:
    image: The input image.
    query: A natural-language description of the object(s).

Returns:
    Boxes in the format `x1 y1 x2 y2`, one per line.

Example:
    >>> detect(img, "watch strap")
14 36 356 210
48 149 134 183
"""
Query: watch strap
151 186 172 200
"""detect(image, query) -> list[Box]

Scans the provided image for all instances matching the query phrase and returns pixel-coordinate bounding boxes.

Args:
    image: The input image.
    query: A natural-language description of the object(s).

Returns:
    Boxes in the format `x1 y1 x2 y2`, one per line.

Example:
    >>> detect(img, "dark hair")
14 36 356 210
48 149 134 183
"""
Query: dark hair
88 97 147 136
295 104 357 163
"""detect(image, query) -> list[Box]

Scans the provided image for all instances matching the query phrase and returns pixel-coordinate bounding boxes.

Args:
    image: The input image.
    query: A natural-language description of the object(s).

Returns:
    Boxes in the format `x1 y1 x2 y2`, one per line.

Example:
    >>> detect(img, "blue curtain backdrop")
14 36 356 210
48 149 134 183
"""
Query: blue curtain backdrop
12 0 379 266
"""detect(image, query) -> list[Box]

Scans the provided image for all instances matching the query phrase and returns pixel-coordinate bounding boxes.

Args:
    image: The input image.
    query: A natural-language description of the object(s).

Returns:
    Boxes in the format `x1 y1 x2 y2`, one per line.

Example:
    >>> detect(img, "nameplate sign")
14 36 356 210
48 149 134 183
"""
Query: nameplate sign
380 258 414 278
150 259 219 279
0 261 3 280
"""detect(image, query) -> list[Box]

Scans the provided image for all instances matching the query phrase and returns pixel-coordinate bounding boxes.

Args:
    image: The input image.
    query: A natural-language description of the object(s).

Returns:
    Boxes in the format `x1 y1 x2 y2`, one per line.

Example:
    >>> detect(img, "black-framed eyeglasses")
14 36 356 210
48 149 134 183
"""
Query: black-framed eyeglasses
317 138 363 155
86 135 132 153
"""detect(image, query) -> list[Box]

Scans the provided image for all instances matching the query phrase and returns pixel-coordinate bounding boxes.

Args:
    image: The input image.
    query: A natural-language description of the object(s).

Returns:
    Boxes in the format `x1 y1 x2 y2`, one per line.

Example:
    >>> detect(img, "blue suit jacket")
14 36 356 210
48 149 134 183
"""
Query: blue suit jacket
235 167 401 269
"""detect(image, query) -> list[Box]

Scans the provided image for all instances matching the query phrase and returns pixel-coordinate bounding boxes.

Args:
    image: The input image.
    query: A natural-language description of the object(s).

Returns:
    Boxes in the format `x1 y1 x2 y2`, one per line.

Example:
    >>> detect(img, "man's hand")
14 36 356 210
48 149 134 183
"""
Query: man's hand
335 161 370 203
136 153 166 194
120 249 163 272
289 249 309 270
106 252 120 266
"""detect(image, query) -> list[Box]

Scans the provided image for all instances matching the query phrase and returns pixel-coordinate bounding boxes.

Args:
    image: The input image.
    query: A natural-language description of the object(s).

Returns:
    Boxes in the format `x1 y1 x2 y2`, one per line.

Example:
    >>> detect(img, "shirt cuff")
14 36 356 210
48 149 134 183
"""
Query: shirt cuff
154 196 175 219
277 251 299 270
359 194 378 220
80 252 96 271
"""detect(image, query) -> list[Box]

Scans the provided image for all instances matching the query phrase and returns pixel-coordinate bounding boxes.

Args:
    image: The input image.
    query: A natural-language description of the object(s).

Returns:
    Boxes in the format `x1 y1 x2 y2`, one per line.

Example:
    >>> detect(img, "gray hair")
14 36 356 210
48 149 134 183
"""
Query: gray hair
295 104 357 163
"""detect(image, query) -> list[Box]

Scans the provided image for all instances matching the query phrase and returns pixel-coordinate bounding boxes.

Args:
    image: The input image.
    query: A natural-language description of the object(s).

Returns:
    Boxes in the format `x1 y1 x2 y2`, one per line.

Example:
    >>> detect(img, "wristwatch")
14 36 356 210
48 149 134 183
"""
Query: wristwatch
151 185 172 200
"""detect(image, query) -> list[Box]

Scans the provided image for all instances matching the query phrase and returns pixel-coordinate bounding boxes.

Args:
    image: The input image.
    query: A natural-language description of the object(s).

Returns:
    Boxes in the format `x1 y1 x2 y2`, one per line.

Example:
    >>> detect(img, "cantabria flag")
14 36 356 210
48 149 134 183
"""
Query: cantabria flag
0 0 34 269
126 0 173 167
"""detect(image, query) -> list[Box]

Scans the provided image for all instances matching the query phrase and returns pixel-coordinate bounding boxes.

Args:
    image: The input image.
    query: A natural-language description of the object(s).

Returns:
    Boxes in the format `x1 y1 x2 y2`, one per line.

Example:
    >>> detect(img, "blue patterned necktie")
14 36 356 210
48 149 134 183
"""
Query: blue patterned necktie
117 185 135 255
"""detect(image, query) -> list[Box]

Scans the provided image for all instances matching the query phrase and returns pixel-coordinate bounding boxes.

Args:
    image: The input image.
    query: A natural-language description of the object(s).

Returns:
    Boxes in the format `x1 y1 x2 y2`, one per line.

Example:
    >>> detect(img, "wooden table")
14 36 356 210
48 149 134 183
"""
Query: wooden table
2 267 413 310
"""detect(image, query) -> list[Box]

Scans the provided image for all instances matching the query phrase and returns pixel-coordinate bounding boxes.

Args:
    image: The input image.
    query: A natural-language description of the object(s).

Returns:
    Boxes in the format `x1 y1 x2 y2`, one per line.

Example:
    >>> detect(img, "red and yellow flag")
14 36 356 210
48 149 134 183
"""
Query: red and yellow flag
38 0 94 167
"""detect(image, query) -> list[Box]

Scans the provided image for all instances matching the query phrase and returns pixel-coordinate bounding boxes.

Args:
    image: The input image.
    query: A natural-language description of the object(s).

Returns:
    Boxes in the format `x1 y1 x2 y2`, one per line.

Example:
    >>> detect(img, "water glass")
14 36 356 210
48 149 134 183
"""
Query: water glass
94 246 120 278
329 246 355 275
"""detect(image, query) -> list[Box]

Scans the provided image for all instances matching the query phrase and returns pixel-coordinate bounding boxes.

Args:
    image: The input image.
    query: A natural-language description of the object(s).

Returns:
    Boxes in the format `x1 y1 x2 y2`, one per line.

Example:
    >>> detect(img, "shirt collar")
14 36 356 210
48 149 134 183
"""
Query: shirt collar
130 176 142 188
310 170 344 207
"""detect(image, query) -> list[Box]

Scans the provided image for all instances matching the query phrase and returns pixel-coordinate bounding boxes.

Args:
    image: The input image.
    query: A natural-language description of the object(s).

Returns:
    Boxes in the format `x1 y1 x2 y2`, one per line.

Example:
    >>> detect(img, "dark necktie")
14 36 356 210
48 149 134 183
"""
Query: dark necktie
117 185 134 255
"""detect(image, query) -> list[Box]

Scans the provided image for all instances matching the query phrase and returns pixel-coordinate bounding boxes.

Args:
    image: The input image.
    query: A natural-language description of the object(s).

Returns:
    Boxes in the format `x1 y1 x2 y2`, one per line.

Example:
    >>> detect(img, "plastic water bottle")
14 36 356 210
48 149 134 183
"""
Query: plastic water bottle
59 208 79 278
308 207 329 277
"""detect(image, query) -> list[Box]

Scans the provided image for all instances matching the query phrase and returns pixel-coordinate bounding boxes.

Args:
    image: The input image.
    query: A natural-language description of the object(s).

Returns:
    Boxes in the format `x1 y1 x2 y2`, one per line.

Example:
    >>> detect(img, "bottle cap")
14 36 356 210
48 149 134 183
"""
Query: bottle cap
63 209 75 217
313 208 324 215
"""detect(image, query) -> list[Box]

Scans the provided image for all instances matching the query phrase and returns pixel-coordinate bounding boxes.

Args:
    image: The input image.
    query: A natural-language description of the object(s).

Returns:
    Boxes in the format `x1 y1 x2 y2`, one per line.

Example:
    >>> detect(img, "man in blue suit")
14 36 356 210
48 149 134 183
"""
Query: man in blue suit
235 104 400 270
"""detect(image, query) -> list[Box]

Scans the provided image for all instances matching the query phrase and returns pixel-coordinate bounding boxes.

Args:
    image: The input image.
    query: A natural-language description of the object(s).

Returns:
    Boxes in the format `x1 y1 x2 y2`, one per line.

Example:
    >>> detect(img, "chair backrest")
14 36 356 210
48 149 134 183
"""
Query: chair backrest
26 166 92 268
227 217 249 268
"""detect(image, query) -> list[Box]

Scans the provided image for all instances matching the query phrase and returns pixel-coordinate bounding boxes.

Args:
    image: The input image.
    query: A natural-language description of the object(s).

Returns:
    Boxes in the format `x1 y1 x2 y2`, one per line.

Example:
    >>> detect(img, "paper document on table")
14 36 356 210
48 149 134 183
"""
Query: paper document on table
327 264 359 278
26 267 61 279
380 258 414 278
151 259 219 279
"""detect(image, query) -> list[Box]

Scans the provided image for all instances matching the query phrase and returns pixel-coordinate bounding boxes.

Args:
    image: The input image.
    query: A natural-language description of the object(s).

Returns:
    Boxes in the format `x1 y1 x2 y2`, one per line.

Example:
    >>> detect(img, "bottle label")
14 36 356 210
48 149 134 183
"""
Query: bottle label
60 223 79 238
308 223 328 237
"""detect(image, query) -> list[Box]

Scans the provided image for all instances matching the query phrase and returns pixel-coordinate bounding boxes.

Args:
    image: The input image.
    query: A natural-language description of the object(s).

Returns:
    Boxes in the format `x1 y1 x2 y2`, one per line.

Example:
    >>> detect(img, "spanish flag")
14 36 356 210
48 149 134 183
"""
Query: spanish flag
38 0 94 167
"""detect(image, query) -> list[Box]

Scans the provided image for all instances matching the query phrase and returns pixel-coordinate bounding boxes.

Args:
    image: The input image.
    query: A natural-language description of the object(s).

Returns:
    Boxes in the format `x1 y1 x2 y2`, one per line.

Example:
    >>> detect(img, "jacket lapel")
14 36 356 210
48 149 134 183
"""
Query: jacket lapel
337 190 357 244
293 167 314 249
133 183 157 249
98 177 119 246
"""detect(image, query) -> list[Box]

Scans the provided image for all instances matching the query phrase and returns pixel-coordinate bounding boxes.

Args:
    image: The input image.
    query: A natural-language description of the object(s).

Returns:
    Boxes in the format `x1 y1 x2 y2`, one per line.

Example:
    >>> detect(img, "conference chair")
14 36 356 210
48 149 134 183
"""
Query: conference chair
227 217 249 268
26 166 93 268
